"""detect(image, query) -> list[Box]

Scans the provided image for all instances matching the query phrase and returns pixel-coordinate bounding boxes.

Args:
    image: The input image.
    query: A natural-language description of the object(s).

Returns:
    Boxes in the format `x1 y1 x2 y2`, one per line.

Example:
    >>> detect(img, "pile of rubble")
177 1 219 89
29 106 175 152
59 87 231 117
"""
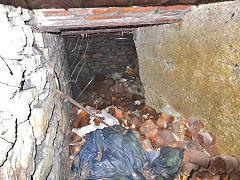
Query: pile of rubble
68 66 240 179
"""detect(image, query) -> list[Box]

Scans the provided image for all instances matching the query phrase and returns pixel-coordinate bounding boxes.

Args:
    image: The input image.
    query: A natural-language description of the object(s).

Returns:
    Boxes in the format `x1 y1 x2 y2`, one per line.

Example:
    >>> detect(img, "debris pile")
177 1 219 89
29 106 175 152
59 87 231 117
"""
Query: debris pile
67 66 240 179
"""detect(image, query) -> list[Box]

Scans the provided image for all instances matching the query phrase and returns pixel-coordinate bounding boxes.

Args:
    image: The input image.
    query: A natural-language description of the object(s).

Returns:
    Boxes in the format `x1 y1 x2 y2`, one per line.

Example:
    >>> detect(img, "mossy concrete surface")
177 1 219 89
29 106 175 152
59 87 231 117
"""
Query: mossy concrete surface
134 1 240 159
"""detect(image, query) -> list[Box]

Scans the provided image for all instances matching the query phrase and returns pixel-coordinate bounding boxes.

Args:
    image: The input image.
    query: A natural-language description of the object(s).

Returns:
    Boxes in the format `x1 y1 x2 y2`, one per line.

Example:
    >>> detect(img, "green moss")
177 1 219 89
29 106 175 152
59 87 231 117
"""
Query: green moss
156 99 164 109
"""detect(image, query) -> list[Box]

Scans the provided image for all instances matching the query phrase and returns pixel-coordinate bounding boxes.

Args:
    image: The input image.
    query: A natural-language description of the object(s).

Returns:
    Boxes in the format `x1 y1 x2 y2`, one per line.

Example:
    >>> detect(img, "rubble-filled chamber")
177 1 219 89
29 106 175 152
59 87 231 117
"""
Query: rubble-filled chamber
63 33 240 180
64 33 140 103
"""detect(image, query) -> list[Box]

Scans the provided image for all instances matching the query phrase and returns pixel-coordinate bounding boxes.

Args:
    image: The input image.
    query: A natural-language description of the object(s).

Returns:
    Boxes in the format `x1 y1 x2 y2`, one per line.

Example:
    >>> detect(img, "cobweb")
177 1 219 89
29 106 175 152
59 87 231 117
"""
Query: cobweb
61 33 138 102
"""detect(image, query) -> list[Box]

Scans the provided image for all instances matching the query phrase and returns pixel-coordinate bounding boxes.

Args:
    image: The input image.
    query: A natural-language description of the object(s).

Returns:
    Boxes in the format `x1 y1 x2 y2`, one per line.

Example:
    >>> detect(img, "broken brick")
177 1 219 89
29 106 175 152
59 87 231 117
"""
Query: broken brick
142 106 157 117
158 130 176 146
211 155 239 177
186 117 205 133
67 132 82 145
156 117 165 129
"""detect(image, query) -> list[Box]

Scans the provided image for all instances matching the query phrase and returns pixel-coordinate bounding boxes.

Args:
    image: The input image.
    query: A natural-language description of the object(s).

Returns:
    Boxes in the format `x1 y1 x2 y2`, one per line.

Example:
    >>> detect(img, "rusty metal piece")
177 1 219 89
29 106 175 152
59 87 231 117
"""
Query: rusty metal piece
72 113 91 128
184 129 193 140
56 89 123 134
93 118 101 126
61 28 134 37
183 148 210 168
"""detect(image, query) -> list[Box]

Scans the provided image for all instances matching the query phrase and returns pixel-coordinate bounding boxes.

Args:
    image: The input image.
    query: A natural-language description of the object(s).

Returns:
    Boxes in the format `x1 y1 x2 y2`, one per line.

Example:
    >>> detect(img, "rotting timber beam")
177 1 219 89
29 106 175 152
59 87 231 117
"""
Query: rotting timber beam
0 0 197 9
32 5 193 33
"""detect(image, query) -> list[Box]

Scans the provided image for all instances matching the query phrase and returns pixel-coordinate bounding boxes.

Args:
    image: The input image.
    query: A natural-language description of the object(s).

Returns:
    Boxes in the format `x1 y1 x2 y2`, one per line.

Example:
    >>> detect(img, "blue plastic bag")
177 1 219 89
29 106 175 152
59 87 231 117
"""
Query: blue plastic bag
72 126 183 180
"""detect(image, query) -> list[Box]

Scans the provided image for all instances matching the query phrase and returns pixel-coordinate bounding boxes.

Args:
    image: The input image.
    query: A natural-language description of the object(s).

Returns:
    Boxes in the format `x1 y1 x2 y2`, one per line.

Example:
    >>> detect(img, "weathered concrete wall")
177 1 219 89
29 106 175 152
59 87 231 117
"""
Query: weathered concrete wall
134 1 240 159
0 4 70 179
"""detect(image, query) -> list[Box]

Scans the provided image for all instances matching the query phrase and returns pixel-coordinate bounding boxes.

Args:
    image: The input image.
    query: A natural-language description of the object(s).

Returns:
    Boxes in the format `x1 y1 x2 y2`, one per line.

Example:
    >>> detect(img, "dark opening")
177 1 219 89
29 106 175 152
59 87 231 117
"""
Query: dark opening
63 33 143 106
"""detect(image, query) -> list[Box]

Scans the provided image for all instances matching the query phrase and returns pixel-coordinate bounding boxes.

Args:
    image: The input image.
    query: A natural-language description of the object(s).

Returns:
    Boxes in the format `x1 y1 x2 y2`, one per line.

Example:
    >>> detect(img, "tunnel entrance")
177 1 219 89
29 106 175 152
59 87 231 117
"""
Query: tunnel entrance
57 27 239 179
63 33 141 104
0 2 239 180
61 32 151 179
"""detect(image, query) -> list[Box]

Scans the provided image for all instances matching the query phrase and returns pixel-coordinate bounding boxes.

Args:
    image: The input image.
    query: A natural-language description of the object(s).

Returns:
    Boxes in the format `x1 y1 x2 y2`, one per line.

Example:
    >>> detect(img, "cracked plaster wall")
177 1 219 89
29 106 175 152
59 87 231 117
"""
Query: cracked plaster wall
0 4 70 180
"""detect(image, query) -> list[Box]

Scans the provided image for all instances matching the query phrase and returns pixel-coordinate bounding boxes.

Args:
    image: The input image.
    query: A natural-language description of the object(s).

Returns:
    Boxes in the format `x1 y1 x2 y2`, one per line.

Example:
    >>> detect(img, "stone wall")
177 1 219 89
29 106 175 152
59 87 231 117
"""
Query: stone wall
0 4 70 179
64 34 138 98
134 1 240 159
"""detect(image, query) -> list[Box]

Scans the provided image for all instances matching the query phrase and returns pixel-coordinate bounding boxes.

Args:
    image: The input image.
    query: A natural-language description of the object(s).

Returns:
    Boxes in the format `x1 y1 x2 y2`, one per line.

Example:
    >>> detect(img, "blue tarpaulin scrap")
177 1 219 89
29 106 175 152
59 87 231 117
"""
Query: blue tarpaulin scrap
72 126 183 180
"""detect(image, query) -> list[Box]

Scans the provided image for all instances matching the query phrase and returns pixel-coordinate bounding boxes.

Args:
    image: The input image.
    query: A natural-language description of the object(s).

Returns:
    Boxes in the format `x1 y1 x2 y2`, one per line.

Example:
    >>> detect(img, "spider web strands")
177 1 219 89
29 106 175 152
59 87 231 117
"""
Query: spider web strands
75 57 113 101
74 58 86 83
70 37 92 79
75 68 100 101
57 36 83 88
69 37 83 70
71 37 80 53
66 37 73 51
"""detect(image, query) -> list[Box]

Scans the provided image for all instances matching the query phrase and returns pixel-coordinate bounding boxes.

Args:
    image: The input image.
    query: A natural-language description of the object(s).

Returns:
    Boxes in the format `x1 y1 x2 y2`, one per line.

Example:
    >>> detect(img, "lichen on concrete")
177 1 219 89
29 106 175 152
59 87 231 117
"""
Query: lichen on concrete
135 1 240 159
